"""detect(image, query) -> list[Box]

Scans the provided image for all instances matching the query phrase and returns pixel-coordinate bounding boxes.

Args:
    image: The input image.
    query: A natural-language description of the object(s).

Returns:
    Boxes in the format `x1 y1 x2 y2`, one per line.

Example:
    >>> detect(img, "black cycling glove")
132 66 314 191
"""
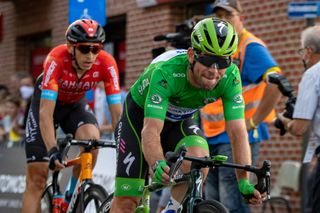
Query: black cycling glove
48 147 62 170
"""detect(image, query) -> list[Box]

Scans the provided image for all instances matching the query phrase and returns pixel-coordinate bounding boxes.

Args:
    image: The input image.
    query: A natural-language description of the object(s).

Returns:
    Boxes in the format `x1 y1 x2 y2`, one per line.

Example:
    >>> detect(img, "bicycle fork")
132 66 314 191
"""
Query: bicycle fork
183 164 204 213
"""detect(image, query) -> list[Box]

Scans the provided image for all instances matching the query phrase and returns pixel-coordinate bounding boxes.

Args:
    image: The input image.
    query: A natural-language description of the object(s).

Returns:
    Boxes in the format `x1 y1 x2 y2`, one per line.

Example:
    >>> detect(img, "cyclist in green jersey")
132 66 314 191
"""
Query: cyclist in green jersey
110 17 266 213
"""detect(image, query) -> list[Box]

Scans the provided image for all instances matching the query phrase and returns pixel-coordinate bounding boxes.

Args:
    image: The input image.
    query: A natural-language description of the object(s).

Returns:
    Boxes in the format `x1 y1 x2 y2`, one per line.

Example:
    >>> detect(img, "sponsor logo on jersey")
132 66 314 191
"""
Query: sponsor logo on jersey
44 60 57 86
158 79 168 89
166 103 197 121
138 78 150 95
232 105 244 109
233 94 243 104
121 184 132 191
233 77 240 86
173 73 186 78
58 80 98 90
108 66 120 90
203 96 217 104
147 104 163 110
151 94 162 104
93 71 99 78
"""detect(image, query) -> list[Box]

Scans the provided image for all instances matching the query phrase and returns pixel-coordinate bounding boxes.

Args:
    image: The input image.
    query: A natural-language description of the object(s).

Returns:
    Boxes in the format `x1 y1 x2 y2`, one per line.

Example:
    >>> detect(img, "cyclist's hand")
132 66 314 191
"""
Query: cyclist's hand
48 147 65 170
238 178 266 205
152 160 170 185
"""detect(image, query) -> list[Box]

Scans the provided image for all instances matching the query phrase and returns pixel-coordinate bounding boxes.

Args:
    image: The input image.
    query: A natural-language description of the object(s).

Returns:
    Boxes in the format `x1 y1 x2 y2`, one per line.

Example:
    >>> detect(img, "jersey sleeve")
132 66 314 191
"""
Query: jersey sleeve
101 53 122 105
41 55 62 101
144 68 173 120
242 43 279 85
221 67 245 121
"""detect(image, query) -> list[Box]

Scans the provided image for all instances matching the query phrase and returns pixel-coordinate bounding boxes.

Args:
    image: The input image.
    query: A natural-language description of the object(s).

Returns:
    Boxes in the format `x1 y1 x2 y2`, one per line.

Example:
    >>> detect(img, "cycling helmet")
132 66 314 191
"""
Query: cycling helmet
191 17 238 56
66 19 105 43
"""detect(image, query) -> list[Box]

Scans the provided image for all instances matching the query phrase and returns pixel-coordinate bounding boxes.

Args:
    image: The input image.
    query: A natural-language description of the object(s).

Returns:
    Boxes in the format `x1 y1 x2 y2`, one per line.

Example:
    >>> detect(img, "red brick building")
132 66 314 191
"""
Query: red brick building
0 0 313 212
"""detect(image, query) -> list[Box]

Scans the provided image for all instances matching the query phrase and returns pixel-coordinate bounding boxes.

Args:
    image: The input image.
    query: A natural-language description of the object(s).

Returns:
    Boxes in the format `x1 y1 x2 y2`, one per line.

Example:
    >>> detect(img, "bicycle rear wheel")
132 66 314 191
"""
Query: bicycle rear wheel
98 193 113 213
73 184 108 213
193 200 229 213
40 185 53 213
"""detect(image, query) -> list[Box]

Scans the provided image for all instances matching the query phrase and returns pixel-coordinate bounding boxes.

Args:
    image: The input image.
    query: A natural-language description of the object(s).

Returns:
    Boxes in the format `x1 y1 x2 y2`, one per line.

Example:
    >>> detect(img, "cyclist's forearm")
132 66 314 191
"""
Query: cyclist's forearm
39 111 56 151
109 103 122 131
227 121 251 180
232 138 251 180
141 129 164 167
141 118 165 166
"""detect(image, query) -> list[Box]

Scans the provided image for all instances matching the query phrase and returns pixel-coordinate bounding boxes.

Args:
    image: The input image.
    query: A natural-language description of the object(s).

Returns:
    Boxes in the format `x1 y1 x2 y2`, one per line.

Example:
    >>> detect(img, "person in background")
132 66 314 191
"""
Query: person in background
0 85 10 145
200 1 282 212
278 25 320 213
2 95 25 147
22 19 122 212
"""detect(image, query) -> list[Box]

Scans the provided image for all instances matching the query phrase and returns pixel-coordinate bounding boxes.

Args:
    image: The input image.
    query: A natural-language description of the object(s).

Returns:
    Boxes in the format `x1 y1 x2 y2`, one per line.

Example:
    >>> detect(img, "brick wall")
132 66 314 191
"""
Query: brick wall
107 0 185 87
0 2 15 84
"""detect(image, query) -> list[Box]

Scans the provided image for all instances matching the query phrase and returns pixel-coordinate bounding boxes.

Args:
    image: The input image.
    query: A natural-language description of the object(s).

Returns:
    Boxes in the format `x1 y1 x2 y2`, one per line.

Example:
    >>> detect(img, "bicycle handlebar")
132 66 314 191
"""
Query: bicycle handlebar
165 146 271 200
56 133 116 163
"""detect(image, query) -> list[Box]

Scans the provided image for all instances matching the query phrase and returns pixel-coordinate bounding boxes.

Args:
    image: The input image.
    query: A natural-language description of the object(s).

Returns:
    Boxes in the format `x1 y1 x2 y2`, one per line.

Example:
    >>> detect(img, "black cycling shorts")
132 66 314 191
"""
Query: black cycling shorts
25 75 98 163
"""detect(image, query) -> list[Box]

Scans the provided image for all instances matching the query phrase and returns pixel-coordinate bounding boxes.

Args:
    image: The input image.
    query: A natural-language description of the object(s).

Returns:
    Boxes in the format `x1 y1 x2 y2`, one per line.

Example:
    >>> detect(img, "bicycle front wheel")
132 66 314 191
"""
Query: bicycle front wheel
74 184 108 213
193 200 229 213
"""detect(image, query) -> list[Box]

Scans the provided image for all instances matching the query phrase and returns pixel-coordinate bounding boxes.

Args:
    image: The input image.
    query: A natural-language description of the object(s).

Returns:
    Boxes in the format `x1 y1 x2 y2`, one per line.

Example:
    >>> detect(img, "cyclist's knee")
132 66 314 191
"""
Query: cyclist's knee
180 146 209 173
75 124 100 140
111 196 140 212
25 164 48 192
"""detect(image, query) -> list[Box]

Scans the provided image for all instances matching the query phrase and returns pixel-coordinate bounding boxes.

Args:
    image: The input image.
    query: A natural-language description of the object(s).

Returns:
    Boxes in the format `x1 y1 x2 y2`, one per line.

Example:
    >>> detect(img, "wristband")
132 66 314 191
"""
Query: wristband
249 118 257 129
238 178 255 195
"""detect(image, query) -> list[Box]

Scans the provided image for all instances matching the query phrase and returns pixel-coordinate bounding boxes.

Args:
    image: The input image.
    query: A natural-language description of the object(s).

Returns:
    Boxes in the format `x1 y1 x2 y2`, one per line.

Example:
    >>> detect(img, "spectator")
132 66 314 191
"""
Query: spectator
2 95 25 147
200 1 282 212
278 25 320 213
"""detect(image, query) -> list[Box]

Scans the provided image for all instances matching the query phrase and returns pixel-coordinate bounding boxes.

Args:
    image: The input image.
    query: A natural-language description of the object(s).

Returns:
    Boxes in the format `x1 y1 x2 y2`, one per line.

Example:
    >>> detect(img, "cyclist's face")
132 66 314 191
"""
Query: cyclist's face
73 43 102 70
189 51 228 90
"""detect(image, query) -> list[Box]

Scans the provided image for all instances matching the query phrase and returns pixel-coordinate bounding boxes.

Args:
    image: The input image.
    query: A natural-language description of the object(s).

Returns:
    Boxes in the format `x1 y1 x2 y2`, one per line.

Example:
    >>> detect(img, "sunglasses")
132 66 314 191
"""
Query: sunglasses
195 54 231 69
76 44 103 55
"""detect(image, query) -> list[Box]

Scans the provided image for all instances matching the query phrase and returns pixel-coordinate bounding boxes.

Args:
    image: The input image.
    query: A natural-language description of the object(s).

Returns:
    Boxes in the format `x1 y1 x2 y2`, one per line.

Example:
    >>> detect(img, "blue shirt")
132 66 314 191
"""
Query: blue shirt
207 42 278 145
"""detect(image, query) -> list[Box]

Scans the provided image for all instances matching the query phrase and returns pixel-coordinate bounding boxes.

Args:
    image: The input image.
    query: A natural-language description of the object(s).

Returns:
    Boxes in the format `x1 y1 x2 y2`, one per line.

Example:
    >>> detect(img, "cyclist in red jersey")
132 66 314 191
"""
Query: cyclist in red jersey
22 19 122 212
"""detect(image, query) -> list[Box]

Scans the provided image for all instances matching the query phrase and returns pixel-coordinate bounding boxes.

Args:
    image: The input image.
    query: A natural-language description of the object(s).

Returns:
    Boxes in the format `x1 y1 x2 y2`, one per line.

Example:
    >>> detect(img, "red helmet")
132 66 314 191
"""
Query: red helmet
65 19 105 43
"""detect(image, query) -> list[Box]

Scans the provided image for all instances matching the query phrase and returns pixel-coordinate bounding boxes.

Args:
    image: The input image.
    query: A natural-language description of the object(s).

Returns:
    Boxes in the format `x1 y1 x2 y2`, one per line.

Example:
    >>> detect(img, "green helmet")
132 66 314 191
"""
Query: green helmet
191 17 238 56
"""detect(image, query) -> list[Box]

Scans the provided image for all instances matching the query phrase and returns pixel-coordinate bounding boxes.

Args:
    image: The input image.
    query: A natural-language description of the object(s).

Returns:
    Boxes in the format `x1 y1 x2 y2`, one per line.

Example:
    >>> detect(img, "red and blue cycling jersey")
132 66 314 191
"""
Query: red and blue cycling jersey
41 44 121 105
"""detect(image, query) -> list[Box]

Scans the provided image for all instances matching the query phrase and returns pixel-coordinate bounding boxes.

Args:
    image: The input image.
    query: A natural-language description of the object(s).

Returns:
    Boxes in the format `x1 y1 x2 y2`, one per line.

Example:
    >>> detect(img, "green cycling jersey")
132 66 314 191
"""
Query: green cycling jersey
130 49 244 122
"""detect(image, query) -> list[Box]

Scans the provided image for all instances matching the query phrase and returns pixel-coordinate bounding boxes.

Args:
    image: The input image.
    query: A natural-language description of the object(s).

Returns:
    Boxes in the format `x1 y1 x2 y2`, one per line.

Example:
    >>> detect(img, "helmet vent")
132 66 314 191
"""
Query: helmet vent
204 29 214 49
228 35 236 49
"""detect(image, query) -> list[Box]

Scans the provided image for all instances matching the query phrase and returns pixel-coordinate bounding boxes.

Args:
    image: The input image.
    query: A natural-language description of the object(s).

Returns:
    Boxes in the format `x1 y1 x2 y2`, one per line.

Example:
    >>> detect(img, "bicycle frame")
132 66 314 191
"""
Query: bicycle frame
45 135 116 213
99 146 270 213
65 151 94 213
49 150 95 213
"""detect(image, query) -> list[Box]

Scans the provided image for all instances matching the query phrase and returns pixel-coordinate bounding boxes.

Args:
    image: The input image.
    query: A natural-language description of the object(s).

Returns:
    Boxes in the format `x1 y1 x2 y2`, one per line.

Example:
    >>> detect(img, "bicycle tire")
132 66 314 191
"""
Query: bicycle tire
193 200 229 213
97 193 113 213
73 184 108 213
40 185 53 213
